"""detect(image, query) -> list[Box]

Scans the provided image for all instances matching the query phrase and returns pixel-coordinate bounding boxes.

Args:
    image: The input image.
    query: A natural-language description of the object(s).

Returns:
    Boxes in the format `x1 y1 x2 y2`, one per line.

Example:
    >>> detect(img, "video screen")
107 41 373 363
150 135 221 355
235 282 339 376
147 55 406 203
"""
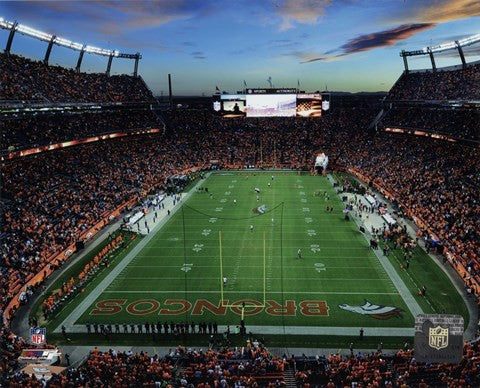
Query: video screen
296 94 322 117
214 91 330 118
212 94 246 117
246 94 297 117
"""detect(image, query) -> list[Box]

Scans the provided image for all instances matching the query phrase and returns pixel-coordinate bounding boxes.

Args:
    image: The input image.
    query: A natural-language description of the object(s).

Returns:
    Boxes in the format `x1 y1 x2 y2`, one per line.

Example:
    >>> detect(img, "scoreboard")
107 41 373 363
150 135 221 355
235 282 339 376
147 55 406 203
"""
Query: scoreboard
213 88 330 118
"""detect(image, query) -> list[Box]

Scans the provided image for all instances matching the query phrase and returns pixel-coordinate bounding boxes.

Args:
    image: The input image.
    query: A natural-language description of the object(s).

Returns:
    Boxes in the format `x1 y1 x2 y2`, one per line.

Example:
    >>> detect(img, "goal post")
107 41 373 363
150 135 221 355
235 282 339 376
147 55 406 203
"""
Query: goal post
218 229 267 309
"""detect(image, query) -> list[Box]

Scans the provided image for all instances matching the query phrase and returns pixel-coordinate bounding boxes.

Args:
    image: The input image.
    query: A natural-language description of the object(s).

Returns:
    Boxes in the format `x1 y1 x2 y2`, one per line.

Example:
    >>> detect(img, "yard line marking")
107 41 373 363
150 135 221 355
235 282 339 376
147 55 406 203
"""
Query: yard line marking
133 255 378 259
114 277 392 281
122 265 378 269
142 246 372 250
147 237 366 242
102 290 400 295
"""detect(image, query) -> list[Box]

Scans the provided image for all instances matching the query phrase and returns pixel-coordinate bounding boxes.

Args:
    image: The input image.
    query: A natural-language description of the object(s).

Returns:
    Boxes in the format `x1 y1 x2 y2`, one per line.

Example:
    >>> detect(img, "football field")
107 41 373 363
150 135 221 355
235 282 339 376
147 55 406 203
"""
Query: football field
56 170 449 334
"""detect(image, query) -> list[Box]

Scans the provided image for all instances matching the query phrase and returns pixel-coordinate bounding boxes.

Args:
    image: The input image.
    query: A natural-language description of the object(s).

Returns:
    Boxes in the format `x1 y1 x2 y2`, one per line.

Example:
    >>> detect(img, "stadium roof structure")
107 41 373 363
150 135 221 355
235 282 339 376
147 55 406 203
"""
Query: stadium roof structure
400 33 480 72
0 17 141 76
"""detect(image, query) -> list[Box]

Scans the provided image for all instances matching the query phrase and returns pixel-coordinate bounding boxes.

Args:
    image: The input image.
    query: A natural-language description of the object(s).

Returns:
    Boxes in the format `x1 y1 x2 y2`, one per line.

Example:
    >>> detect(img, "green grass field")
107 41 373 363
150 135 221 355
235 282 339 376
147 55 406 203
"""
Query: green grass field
55 171 466 335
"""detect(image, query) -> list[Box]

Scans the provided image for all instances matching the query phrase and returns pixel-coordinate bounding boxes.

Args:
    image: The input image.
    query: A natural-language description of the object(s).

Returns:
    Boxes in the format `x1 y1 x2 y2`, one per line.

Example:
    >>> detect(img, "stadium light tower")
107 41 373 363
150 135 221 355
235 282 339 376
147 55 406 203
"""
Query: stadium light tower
400 33 480 72
0 18 142 76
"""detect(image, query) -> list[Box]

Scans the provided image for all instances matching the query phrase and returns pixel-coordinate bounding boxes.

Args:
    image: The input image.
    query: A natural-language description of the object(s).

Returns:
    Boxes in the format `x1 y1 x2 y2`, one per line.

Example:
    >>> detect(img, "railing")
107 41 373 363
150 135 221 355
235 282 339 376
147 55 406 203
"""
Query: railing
1 128 162 161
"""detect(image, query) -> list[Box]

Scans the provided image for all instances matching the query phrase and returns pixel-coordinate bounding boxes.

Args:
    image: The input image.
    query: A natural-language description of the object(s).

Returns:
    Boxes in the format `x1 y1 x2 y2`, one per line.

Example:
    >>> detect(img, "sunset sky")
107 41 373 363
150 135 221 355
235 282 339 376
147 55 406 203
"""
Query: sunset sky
1 0 479 95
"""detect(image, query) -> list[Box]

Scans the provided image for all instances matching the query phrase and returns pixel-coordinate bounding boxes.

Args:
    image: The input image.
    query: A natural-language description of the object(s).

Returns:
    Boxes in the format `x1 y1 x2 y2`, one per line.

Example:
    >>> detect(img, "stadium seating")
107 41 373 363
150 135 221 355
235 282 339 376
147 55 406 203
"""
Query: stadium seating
380 106 480 142
294 339 480 386
0 52 155 103
387 63 480 101
3 340 480 386
1 109 163 152
1 46 480 387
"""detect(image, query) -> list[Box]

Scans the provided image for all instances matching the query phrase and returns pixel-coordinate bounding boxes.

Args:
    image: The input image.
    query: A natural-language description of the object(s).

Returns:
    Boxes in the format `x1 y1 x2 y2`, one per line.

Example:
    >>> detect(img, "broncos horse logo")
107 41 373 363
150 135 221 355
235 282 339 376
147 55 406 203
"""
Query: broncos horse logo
252 204 267 214
339 300 402 319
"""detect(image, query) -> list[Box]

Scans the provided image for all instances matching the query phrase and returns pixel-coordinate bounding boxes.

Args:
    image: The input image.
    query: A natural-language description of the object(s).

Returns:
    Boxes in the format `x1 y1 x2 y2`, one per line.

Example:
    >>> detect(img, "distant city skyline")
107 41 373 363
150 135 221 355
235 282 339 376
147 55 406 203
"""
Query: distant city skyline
1 0 479 95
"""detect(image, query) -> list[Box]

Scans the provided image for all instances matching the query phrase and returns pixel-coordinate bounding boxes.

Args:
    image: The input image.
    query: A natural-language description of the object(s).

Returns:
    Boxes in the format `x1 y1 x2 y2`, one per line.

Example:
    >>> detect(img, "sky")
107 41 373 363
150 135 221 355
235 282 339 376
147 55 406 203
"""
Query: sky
0 0 479 96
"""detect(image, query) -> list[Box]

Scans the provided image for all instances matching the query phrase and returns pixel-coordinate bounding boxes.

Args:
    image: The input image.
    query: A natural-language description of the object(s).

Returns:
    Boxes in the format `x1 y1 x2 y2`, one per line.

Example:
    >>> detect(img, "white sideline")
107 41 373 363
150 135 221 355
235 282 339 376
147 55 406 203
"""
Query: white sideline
54 174 210 333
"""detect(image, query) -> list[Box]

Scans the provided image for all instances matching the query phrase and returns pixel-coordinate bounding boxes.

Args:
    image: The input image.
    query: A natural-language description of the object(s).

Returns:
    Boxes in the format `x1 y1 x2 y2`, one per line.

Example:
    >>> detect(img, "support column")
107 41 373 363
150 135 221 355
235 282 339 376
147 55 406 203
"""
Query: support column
5 22 18 53
44 35 56 65
133 53 140 77
401 51 409 72
455 41 466 68
428 48 436 72
106 54 113 76
76 46 86 73
168 73 173 109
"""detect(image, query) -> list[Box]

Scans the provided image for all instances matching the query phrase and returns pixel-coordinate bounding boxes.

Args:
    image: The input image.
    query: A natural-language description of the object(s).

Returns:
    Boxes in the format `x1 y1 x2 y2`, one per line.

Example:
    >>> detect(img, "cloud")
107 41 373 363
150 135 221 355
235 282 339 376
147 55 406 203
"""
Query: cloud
1 0 215 35
283 50 345 63
338 23 436 54
191 51 206 59
301 57 329 63
275 0 331 30
293 23 436 64
411 0 480 24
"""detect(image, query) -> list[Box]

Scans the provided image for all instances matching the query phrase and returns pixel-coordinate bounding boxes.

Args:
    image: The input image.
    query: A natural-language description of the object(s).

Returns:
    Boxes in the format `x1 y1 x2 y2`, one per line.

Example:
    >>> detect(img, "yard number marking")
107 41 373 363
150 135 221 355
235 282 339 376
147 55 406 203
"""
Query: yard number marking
181 264 193 272
310 244 321 253
192 244 204 252
314 263 326 272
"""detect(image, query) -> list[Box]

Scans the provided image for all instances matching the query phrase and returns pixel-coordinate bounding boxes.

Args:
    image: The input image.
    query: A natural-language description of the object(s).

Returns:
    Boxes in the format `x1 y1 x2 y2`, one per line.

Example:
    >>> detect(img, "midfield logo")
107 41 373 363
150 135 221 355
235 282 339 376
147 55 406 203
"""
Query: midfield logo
30 327 46 345
253 204 267 214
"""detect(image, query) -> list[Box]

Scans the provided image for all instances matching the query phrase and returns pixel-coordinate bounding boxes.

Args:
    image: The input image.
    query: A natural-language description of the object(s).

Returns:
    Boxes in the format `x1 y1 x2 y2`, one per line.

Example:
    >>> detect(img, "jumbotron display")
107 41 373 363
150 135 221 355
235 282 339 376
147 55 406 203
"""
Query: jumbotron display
213 88 326 117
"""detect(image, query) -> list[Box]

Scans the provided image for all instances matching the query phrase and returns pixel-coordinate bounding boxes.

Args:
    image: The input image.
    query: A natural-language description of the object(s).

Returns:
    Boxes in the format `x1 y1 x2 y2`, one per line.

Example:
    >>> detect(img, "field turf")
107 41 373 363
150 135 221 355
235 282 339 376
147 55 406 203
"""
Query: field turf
67 171 442 332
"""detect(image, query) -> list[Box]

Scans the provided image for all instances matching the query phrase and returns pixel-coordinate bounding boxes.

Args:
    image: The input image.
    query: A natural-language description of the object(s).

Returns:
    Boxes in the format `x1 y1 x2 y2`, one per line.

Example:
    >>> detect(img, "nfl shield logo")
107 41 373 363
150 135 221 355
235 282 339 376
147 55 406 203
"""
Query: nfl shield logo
30 327 46 345
428 325 448 350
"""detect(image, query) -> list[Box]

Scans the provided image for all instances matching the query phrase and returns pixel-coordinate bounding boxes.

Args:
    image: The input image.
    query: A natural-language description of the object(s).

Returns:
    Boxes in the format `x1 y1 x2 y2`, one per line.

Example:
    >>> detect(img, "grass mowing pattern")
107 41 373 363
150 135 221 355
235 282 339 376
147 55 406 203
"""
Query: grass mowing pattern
74 172 466 330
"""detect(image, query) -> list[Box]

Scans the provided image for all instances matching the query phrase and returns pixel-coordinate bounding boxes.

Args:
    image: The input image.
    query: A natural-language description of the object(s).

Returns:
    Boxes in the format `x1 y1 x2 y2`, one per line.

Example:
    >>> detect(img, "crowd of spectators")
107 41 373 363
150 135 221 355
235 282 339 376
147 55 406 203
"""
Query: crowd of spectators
179 341 286 387
295 339 480 387
1 109 163 152
2 108 479 329
4 339 480 386
380 106 480 142
1 54 480 384
387 63 480 101
0 52 154 103
7 348 174 387
329 132 480 283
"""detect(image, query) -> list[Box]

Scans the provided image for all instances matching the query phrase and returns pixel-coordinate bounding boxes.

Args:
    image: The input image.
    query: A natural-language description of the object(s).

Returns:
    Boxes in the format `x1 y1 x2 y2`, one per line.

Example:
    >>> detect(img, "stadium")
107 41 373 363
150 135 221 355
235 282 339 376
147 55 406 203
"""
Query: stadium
0 1 479 387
